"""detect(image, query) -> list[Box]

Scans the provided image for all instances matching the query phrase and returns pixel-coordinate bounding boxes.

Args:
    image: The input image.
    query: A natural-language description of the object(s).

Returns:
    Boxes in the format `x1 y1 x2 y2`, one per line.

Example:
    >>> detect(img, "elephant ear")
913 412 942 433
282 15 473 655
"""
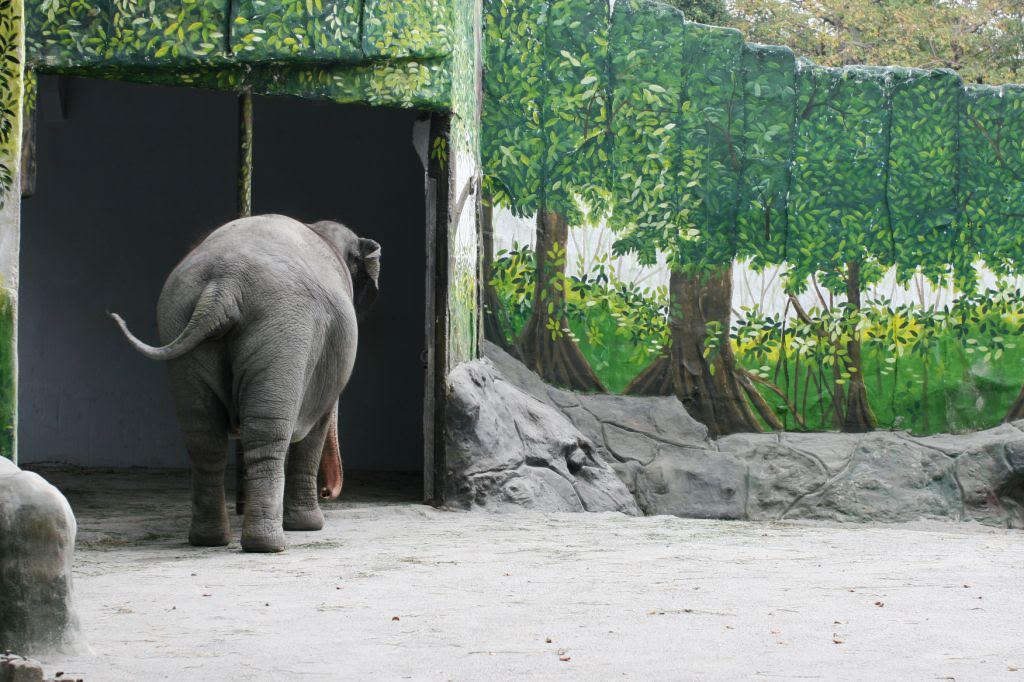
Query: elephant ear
355 238 381 314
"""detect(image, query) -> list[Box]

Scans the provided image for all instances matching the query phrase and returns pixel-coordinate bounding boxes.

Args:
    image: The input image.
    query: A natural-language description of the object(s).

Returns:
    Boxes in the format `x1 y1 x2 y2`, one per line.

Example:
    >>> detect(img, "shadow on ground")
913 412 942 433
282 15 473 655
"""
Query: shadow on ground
23 465 422 549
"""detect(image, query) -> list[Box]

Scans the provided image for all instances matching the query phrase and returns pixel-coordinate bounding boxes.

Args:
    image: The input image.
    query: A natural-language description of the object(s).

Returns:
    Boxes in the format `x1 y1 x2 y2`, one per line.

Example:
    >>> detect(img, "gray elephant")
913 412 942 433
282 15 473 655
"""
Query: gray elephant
111 214 380 552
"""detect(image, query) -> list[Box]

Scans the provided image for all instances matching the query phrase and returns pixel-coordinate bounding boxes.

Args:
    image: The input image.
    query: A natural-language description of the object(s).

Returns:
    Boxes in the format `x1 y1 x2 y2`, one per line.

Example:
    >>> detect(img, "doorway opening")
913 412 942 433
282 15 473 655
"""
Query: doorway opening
19 75 429 501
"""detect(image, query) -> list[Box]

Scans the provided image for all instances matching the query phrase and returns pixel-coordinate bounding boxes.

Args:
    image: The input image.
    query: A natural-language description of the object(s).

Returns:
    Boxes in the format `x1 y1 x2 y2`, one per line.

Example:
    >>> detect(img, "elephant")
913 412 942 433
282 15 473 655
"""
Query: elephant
110 214 380 552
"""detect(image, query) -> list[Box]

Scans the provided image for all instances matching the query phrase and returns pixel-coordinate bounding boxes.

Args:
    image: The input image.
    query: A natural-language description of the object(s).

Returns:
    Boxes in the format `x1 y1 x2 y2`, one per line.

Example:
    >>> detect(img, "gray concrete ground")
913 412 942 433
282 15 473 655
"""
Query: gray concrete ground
25 467 1024 681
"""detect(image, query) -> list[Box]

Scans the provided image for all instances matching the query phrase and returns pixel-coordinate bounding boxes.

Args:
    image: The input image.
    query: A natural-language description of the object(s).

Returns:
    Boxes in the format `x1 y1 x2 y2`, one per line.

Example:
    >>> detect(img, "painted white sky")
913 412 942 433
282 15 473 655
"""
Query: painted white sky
492 207 1024 317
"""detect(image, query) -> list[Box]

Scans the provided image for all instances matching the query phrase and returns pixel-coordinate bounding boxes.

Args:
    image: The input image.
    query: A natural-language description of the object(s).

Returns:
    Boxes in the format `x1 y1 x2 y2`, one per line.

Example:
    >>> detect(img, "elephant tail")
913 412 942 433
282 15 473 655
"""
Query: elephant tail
109 281 239 361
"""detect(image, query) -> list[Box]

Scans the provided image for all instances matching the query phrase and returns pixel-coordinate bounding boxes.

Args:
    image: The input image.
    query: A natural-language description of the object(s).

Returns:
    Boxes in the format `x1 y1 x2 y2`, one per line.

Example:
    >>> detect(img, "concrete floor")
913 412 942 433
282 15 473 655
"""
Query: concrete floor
26 467 1024 681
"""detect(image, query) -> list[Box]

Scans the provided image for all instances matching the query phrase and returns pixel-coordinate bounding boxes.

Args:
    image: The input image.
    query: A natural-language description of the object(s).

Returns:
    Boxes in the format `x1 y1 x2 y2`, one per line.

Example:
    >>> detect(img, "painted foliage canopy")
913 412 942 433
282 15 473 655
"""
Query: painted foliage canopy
25 0 460 110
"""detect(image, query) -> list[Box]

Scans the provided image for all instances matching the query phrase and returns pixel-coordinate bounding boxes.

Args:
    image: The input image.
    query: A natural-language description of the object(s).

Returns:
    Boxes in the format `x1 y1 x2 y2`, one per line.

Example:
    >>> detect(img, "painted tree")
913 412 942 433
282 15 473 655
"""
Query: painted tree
959 84 1024 420
784 64 891 432
886 68 963 428
613 1 763 435
731 43 799 426
481 0 610 390
482 0 549 352
603 0 688 393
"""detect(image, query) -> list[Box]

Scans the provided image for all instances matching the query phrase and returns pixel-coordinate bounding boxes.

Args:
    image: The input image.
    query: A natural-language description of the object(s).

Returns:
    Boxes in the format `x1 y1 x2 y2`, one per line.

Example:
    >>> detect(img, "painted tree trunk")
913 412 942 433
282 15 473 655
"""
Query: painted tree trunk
517 207 605 392
842 260 877 432
622 349 674 396
626 266 764 437
921 361 930 434
1005 385 1024 422
480 196 513 353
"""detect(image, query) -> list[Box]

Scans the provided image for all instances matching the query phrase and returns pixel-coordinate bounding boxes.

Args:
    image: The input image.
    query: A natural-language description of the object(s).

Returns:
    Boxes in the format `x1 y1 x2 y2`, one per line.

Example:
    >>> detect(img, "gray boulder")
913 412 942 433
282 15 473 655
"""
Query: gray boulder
0 654 44 682
778 431 865 475
445 359 640 514
939 425 1024 527
0 653 80 682
787 433 960 523
719 437 829 521
616 445 747 518
0 458 84 654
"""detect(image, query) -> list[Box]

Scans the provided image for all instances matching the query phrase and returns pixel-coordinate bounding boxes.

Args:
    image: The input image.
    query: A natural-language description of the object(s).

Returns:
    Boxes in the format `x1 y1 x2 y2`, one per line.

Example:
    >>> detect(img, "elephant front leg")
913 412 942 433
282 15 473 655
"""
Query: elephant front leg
283 412 332 531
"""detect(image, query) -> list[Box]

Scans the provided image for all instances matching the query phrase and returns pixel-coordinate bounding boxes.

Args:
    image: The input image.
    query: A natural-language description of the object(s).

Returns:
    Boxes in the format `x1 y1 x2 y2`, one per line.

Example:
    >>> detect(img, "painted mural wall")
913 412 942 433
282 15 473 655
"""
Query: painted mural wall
0 0 24 460
481 0 1024 438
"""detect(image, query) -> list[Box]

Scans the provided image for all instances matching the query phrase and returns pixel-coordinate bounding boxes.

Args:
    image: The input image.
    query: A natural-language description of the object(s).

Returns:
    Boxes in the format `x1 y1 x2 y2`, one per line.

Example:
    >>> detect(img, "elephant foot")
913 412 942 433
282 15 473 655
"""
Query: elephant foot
241 526 286 553
283 506 325 531
188 524 230 547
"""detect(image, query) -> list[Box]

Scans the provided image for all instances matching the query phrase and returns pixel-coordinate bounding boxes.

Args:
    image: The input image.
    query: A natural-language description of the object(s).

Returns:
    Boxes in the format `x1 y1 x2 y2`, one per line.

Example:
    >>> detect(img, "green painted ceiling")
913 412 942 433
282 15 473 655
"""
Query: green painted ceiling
28 0 453 70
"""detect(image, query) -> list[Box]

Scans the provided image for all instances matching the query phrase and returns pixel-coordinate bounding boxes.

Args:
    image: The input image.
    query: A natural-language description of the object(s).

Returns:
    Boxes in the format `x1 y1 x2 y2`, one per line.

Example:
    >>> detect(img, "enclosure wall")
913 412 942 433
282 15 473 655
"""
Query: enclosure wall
20 77 425 471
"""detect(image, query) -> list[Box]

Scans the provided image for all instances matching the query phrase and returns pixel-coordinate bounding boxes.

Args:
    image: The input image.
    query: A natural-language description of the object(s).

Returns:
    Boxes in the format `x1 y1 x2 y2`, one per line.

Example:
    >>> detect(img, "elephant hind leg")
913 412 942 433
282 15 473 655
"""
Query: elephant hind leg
238 424 293 553
284 410 334 531
234 340 318 552
180 399 231 548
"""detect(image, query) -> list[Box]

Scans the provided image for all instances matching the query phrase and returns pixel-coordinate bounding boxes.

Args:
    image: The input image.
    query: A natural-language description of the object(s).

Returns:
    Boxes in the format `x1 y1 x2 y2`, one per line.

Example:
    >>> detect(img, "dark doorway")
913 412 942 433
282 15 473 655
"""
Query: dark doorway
251 95 426 473
19 76 426 481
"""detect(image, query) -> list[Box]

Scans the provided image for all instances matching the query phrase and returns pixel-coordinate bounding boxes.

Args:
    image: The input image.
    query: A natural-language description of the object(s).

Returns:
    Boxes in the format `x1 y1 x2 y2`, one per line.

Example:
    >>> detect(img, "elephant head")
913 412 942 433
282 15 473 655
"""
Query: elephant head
307 220 382 316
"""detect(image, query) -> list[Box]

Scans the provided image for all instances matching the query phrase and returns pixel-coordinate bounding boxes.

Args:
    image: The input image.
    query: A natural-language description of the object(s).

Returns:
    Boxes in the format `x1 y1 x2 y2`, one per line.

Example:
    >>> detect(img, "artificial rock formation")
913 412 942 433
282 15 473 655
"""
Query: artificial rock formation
480 340 1024 527
445 359 639 514
0 458 84 654
0 653 80 682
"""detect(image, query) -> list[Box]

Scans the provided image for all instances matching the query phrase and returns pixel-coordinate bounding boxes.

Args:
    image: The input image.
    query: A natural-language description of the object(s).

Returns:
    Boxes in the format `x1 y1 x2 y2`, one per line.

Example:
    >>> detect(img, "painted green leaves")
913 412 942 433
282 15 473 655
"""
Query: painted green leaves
611 4 747 276
29 0 230 67
482 0 547 215
679 22 744 274
28 0 455 67
482 0 611 221
737 43 795 269
230 0 361 61
362 0 451 59
787 64 890 293
543 0 611 220
29 0 104 67
609 0 689 266
0 0 23 205
114 0 229 62
29 0 107 66
480 0 1024 307
961 84 1024 279
888 68 962 287
252 60 449 108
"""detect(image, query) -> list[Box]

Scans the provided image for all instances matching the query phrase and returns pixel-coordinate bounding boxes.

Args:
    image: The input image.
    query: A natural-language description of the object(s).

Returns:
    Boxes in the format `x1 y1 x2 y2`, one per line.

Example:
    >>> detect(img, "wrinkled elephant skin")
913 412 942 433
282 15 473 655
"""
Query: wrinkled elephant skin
111 215 379 552
236 402 343 514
